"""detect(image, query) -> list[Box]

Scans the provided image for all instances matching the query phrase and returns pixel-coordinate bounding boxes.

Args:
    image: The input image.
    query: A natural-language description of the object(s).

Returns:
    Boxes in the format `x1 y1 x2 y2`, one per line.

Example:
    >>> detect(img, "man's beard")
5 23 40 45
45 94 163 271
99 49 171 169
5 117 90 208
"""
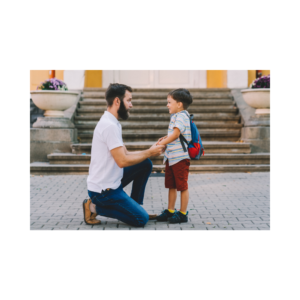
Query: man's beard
117 98 130 120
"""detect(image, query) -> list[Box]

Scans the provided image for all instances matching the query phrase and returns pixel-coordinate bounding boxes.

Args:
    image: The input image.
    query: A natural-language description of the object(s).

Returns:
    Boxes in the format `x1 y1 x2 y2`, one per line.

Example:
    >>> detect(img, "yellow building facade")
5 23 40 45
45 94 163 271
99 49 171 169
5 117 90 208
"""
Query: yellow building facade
30 70 270 91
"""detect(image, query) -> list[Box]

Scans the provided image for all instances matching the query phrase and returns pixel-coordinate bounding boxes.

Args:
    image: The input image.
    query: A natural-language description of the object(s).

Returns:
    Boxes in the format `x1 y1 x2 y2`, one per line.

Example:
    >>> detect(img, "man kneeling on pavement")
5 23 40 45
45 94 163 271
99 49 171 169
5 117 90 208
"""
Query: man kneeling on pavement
83 83 165 227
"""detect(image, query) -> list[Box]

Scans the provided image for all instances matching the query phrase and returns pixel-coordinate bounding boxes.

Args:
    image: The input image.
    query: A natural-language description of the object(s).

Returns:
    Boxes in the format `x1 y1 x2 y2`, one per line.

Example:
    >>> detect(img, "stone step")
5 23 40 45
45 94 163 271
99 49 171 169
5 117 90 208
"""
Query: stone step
78 129 241 134
76 107 238 114
30 162 270 175
151 153 270 165
71 141 251 154
83 88 232 92
153 164 270 173
77 130 241 143
75 121 243 130
74 114 241 123
78 137 240 143
82 92 233 99
78 128 241 136
47 153 269 165
79 99 235 107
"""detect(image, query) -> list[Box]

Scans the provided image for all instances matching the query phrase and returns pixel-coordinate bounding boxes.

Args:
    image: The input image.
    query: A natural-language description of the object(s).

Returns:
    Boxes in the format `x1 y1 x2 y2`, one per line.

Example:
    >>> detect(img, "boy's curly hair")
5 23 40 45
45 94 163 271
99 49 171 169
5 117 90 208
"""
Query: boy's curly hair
168 88 193 110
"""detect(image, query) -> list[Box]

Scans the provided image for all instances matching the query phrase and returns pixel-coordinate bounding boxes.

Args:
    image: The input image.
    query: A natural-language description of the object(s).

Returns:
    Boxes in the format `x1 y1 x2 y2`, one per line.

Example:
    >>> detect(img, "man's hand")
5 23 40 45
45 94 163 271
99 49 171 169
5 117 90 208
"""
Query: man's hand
110 144 165 168
149 144 166 156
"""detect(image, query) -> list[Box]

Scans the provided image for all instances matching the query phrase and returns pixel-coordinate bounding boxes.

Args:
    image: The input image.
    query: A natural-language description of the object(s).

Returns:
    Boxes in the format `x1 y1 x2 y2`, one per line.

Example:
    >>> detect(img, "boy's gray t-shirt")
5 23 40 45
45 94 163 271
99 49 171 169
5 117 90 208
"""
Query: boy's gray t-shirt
163 110 192 166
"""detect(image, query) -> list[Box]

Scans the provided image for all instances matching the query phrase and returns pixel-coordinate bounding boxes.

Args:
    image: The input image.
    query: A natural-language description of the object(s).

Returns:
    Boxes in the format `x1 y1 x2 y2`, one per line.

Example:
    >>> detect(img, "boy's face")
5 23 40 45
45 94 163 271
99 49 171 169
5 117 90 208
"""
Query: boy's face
167 95 183 114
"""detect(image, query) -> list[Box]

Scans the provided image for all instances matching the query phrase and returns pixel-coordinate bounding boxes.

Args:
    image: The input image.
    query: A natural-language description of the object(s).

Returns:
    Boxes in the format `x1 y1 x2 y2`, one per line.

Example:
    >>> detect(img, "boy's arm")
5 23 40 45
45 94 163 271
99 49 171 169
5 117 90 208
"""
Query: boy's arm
156 135 168 145
157 128 181 146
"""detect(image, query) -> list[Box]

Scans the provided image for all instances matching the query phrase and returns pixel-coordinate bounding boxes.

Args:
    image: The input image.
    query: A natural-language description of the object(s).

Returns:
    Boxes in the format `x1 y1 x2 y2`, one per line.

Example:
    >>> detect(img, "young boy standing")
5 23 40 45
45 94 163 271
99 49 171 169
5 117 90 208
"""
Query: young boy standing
156 89 193 224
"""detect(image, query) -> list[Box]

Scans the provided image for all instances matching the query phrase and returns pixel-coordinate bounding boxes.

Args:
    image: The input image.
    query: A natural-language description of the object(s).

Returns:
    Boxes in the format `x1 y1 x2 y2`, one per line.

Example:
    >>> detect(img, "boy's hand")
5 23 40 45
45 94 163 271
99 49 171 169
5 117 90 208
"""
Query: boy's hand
158 129 180 146
156 135 168 145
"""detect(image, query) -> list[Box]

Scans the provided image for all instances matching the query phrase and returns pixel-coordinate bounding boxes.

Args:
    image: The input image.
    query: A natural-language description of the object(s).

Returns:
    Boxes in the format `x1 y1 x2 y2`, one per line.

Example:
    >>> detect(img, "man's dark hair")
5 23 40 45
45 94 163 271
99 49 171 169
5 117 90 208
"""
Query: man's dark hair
168 88 193 110
105 83 133 107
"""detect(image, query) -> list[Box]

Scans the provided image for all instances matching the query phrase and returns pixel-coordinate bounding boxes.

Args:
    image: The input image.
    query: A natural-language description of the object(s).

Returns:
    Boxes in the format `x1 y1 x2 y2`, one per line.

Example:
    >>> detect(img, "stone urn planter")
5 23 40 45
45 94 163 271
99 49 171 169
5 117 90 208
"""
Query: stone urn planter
30 90 79 117
241 88 270 114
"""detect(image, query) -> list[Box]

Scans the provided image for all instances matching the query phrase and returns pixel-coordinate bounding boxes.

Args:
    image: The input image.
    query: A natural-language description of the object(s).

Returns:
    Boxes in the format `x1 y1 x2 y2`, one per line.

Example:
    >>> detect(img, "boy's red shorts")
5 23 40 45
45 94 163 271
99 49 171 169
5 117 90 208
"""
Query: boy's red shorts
165 159 190 191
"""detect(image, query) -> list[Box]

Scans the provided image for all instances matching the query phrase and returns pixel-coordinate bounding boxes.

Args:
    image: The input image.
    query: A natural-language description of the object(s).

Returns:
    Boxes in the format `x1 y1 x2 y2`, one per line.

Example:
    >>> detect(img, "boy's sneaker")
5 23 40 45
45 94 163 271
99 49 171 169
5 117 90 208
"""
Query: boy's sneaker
168 211 189 224
156 209 175 222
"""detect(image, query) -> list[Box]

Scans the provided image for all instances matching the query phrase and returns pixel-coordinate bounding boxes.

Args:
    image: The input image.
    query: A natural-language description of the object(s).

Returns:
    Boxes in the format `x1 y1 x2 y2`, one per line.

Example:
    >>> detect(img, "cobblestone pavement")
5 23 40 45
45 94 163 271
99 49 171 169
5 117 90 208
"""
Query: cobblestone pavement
30 173 270 230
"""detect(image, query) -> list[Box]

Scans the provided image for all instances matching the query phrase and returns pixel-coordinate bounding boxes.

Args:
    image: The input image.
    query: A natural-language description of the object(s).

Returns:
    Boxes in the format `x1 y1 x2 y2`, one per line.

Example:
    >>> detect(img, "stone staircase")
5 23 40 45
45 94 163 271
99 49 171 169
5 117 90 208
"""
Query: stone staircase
30 88 270 174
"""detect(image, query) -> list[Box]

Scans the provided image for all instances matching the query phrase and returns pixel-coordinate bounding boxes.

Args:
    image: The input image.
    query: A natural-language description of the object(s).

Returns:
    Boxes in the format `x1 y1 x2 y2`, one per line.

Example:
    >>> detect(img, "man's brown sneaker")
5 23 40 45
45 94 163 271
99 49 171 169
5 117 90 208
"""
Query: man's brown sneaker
90 213 98 221
148 214 157 220
83 198 101 225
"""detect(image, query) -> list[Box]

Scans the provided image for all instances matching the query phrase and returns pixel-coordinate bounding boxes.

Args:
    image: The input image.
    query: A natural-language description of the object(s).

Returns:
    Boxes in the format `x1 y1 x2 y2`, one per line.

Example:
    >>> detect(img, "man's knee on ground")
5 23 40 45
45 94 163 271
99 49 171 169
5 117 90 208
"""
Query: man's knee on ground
132 213 149 227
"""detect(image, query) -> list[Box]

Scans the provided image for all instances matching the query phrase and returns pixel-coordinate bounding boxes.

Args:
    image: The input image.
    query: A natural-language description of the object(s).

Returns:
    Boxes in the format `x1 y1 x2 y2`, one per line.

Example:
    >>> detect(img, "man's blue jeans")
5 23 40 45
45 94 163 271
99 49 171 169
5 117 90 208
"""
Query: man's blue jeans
88 158 153 227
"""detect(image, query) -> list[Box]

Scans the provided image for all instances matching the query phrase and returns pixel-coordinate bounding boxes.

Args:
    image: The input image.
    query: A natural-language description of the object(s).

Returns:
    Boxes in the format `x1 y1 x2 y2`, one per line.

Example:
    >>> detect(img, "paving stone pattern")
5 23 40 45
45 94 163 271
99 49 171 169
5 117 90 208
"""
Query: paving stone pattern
30 173 270 230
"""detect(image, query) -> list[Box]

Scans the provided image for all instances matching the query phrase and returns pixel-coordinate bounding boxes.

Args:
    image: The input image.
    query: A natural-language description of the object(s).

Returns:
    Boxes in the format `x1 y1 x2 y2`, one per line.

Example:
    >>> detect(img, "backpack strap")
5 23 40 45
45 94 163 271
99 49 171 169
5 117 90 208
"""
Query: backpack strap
178 111 191 153
180 110 194 120
179 134 189 152
180 110 190 119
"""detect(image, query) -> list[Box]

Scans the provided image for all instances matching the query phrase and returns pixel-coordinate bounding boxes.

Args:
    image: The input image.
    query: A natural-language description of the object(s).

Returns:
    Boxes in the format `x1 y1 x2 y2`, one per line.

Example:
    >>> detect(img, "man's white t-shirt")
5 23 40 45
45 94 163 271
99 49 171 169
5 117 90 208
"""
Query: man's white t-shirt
87 111 124 193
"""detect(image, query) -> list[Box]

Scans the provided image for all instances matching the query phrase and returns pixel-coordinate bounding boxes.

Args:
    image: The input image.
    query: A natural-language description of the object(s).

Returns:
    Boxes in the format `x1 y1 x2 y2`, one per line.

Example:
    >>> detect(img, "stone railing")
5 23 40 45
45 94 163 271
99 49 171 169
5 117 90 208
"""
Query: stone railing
231 89 270 153
30 90 82 162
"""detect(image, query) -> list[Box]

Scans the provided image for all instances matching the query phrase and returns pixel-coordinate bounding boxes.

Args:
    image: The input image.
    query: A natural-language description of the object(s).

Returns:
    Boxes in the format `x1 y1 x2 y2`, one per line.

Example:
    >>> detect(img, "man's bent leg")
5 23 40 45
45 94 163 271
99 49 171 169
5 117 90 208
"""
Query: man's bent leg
121 158 153 205
88 187 149 227
96 205 148 227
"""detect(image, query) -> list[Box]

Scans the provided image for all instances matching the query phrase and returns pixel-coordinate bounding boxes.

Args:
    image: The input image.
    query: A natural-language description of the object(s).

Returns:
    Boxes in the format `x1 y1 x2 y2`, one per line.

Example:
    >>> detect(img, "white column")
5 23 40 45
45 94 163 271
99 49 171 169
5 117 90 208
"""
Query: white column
102 70 207 88
63 70 85 90
102 71 115 88
197 70 207 88
227 70 248 88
